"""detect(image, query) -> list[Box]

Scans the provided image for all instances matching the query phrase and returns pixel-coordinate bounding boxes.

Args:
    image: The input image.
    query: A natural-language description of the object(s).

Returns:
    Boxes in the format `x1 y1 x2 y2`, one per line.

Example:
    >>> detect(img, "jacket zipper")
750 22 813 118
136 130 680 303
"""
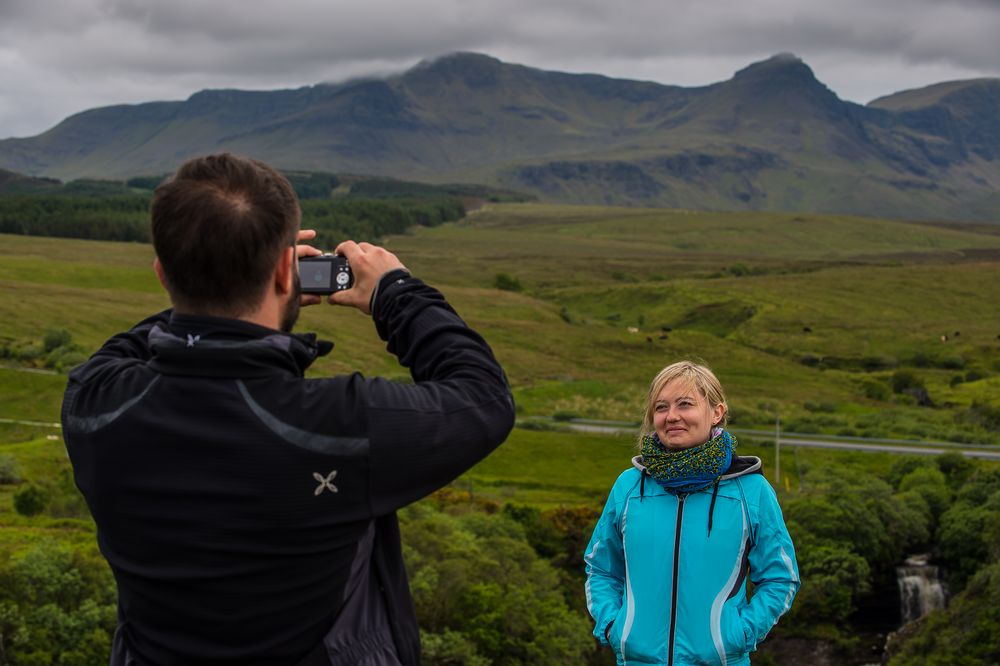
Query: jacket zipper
667 494 685 666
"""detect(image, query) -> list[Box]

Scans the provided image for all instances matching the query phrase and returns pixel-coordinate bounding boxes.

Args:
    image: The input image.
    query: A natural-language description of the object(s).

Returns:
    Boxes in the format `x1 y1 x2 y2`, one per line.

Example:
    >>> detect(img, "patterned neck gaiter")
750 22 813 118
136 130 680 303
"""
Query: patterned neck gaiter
639 427 737 494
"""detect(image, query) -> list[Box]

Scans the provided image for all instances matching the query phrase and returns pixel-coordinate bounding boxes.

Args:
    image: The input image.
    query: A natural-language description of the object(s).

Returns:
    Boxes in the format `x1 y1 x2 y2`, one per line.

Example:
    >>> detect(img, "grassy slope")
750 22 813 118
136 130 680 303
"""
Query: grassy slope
1 203 999 530
379 206 999 432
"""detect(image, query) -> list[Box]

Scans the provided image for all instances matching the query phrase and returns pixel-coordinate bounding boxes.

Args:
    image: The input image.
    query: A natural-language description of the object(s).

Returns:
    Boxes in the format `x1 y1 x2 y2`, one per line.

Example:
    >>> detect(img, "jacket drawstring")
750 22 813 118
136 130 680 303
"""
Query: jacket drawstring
707 479 721 537
640 472 646 501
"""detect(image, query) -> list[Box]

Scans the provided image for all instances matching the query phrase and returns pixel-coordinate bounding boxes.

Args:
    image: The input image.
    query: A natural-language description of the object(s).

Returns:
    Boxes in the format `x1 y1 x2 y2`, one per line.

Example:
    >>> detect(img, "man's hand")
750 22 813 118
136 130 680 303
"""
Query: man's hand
296 229 323 307
329 241 406 315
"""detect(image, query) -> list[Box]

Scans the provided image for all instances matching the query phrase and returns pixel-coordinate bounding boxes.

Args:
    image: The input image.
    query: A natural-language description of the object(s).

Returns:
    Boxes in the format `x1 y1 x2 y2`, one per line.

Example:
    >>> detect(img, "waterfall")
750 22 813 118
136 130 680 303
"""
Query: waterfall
896 554 947 624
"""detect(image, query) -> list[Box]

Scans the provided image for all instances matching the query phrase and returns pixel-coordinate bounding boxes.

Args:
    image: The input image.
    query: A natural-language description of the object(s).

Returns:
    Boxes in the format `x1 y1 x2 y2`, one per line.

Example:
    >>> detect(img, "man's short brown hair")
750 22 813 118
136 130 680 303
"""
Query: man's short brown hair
151 153 300 316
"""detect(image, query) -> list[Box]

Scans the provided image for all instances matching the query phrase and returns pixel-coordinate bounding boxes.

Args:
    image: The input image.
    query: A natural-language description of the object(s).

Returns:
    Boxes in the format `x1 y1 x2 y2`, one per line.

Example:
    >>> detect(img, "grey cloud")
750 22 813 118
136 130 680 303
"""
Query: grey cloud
1 0 999 138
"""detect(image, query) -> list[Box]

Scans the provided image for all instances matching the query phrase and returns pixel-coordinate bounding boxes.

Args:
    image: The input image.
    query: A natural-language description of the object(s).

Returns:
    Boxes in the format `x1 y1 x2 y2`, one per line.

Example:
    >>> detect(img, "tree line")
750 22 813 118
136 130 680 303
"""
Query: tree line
0 193 465 247
0 169 475 247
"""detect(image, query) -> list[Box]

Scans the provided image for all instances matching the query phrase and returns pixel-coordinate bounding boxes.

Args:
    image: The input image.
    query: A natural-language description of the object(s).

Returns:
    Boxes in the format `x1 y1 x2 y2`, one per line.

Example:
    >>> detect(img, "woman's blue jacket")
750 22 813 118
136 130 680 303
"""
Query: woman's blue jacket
584 455 799 666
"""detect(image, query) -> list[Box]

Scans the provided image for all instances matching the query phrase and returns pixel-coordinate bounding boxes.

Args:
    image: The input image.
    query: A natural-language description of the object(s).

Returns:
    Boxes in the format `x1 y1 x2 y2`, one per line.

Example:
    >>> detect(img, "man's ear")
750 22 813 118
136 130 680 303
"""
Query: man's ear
153 257 169 292
274 246 295 296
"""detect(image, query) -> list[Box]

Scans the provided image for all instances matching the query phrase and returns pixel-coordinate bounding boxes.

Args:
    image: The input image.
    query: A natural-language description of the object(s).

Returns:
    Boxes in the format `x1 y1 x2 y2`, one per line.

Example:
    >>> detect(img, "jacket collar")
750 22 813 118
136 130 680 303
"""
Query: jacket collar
147 313 333 378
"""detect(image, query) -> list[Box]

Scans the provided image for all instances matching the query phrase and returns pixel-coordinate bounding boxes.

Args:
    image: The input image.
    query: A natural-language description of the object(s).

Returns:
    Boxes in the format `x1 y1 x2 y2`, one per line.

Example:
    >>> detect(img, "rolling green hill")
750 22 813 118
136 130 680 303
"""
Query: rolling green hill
1 205 999 664
1 53 999 221
2 203 997 448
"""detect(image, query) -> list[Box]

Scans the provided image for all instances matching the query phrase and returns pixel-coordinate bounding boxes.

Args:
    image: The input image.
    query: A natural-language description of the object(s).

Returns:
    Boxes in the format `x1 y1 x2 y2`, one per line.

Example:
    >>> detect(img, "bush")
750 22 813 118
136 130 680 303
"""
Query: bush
400 504 595 664
42 328 72 353
860 378 890 401
0 541 116 663
862 355 897 371
54 350 88 373
891 370 924 394
956 401 1000 433
936 492 1000 589
899 467 951 521
936 452 975 490
13 484 48 516
798 353 821 367
785 544 870 627
494 273 522 292
940 355 965 370
886 457 932 490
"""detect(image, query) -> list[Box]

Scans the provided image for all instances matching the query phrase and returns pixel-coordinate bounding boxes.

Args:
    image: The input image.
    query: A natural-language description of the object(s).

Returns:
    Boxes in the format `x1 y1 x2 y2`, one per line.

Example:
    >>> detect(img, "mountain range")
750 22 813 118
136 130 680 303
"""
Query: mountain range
1 52 998 221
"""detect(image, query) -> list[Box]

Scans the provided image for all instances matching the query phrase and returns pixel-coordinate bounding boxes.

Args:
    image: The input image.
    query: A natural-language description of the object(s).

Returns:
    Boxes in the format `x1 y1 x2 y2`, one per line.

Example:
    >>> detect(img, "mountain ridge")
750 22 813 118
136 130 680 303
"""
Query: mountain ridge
1 53 998 221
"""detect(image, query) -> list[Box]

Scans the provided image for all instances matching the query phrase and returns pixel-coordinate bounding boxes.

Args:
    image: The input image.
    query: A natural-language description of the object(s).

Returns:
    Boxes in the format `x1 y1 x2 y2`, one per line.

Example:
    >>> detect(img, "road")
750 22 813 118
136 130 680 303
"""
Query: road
548 420 1000 461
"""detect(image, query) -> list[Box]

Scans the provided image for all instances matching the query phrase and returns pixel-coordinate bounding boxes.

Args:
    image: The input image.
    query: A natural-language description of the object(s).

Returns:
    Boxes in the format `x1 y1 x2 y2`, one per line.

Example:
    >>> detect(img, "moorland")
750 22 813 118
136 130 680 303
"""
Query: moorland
1 201 999 664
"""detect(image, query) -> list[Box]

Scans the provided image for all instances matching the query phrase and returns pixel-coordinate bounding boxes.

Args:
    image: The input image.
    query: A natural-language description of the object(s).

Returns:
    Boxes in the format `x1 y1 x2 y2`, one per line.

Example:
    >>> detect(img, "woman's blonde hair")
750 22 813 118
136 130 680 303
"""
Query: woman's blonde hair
638 360 728 445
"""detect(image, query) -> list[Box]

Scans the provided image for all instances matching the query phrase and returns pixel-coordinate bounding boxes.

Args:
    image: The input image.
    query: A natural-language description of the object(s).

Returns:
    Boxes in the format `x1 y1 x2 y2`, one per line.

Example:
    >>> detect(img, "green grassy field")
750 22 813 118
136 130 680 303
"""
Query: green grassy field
1 203 999 537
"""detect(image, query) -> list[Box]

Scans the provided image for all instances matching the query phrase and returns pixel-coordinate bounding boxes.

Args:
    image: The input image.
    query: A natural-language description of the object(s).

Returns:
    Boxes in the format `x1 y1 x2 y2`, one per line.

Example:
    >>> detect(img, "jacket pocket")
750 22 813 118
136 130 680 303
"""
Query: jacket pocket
607 605 626 655
722 606 750 656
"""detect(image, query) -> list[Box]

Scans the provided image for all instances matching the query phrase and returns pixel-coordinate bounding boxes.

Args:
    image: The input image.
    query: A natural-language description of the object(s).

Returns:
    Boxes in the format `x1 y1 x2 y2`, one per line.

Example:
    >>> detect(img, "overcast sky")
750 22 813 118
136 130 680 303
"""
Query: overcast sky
2 0 999 140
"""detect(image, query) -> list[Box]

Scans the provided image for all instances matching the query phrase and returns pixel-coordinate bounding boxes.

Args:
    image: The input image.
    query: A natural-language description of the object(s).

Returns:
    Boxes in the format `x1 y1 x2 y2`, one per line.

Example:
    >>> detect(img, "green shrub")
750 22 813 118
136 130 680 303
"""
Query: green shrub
54 351 88 373
957 401 1000 433
862 355 897 371
42 328 72 353
400 504 594 665
0 541 116 663
784 544 870 628
899 466 951 520
891 369 924 394
799 353 821 367
494 273 522 292
860 378 890 401
936 452 975 490
13 484 48 516
940 355 965 370
886 457 932 490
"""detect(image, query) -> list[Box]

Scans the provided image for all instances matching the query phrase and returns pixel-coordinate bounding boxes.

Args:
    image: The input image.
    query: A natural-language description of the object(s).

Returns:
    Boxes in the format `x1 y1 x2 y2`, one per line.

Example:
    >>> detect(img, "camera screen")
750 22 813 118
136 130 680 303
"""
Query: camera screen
301 261 331 289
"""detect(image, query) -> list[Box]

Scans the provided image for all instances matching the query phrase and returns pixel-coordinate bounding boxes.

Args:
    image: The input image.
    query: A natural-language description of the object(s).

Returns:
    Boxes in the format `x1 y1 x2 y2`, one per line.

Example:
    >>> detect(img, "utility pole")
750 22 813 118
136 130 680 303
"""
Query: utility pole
775 413 781 485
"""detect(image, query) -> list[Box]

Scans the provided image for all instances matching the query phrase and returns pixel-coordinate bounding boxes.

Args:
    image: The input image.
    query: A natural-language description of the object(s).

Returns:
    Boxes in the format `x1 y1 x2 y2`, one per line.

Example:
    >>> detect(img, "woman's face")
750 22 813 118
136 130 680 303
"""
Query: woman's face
653 379 725 450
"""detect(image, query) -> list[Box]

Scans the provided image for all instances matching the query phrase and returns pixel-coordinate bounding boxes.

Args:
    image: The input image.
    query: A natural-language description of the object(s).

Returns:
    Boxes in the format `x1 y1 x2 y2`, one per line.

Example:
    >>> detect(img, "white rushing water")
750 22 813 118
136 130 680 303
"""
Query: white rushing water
897 554 947 624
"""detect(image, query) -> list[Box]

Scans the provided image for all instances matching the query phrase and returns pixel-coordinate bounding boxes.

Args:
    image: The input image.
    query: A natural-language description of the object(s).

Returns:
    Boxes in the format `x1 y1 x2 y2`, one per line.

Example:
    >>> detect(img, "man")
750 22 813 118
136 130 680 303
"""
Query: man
61 153 515 664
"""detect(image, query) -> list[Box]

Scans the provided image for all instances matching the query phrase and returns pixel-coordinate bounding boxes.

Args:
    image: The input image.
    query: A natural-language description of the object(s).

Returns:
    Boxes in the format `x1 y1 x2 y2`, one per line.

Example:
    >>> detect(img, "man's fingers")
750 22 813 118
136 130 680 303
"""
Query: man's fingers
334 240 360 259
300 294 322 307
298 229 317 241
328 289 366 313
325 240 403 315
297 244 322 258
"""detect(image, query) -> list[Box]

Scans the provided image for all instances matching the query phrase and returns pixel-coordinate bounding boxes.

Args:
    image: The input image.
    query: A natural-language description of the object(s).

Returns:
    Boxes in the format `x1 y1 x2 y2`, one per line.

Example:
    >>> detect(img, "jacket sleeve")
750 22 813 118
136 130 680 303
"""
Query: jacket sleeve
361 272 516 515
67 309 170 385
584 479 626 646
741 480 800 652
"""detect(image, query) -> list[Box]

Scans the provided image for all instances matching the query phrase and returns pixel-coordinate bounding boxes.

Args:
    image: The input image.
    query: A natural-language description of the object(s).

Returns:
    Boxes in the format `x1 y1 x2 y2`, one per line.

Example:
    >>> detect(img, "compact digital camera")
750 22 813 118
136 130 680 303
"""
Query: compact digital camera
299 254 353 294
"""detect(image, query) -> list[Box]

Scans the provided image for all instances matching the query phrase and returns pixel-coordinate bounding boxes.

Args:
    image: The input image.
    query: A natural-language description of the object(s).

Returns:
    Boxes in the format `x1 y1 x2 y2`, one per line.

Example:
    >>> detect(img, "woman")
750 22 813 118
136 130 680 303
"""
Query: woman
584 361 799 666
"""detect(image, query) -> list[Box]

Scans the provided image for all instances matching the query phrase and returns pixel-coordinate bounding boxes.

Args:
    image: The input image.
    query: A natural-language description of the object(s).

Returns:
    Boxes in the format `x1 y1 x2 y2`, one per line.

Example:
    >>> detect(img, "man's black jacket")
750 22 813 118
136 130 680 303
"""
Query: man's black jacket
61 272 515 664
